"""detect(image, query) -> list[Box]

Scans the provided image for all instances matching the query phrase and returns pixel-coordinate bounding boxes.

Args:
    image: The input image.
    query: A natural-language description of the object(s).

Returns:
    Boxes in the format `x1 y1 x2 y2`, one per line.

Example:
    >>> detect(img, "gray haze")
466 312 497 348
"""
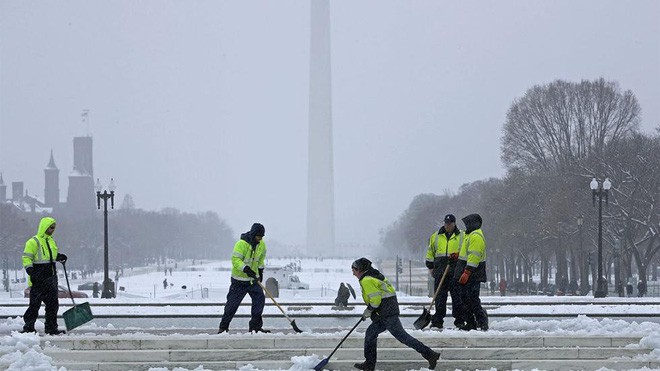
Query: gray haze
1 1 659 248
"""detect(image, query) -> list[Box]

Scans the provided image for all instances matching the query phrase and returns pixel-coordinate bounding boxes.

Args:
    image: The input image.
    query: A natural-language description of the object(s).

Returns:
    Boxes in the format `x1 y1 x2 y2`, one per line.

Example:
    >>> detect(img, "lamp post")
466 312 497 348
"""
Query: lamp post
95 178 116 299
577 215 589 295
590 177 611 298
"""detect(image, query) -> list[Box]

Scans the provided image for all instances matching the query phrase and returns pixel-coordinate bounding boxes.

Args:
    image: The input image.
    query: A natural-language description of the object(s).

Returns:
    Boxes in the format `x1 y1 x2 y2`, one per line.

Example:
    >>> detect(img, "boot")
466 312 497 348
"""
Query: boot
19 328 36 334
249 327 271 333
457 322 477 331
429 321 443 330
217 328 228 334
424 351 441 370
46 329 66 335
354 362 375 371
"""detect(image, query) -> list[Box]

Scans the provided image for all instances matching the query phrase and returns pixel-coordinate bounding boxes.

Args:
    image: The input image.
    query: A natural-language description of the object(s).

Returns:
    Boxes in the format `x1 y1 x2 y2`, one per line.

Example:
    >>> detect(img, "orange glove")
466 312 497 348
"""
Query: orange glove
449 253 459 262
458 269 472 285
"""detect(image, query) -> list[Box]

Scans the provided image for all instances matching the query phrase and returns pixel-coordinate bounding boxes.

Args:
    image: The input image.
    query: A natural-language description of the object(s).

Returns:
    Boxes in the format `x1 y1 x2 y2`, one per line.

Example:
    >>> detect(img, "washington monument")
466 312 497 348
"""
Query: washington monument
307 0 335 257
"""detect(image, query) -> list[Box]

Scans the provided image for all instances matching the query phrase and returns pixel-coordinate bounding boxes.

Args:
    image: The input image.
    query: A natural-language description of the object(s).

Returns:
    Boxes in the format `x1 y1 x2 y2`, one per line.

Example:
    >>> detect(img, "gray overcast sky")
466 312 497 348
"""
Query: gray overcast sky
1 1 659 247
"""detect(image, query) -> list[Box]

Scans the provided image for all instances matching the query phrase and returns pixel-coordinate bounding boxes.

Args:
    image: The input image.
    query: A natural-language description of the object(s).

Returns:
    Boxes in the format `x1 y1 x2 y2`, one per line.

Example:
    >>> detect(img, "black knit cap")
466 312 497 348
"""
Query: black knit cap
250 223 265 237
351 257 372 272
444 214 456 223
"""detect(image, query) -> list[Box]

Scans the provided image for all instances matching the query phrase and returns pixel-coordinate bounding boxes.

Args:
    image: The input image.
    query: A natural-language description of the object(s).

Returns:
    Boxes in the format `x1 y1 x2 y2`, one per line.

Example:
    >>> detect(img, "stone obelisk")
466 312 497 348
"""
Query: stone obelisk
307 0 335 257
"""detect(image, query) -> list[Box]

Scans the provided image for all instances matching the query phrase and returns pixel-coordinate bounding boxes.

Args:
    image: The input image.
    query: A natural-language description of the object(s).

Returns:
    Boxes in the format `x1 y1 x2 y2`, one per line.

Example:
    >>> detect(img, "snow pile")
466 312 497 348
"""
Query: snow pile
0 332 62 371
491 315 660 335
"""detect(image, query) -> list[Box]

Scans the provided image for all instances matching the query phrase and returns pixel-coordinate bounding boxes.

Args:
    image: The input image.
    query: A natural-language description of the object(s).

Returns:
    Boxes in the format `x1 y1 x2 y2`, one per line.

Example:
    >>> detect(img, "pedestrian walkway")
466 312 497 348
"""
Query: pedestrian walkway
40 329 656 370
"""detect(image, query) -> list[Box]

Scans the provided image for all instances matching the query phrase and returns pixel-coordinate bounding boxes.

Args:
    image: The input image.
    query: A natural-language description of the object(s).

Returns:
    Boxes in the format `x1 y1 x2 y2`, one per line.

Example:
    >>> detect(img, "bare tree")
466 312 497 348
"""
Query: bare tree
502 78 640 173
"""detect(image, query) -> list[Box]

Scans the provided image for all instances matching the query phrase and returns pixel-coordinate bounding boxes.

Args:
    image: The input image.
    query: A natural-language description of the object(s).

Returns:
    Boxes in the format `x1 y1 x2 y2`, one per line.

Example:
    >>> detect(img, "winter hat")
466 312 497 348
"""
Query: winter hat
250 223 265 237
444 214 456 223
461 213 482 232
351 257 372 272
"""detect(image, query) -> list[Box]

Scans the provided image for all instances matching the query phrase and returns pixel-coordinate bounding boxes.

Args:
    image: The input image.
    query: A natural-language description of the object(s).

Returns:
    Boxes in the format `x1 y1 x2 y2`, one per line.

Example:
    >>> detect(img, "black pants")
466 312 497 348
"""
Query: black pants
23 276 59 332
364 315 435 368
459 280 488 328
432 275 463 327
219 278 265 330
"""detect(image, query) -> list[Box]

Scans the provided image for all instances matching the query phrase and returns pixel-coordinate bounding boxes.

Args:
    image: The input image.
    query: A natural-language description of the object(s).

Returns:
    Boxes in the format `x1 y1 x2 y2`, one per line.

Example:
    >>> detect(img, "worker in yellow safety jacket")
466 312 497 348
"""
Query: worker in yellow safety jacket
425 213 465 329
453 213 488 331
22 216 67 335
352 257 440 371
218 223 269 333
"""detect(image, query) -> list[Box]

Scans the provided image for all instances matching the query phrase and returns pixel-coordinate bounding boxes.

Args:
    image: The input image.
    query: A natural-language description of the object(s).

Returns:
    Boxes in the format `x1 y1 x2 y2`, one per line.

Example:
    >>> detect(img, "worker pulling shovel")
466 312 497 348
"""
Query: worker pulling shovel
256 280 303 333
413 265 450 330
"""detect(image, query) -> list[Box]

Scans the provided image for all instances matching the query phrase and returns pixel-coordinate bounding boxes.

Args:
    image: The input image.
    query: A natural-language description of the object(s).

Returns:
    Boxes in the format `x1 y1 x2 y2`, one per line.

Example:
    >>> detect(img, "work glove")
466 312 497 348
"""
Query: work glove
243 266 257 279
56 253 68 263
362 308 373 320
258 268 264 282
458 269 472 285
25 267 34 276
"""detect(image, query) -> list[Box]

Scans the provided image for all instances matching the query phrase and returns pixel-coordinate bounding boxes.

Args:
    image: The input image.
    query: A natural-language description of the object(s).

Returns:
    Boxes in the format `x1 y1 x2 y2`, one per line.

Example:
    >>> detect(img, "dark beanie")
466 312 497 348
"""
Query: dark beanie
250 223 265 237
351 257 372 272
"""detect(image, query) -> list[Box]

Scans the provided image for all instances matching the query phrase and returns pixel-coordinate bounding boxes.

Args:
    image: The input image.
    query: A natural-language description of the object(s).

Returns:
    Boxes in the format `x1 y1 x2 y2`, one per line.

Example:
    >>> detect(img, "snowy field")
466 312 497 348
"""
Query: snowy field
1 258 659 371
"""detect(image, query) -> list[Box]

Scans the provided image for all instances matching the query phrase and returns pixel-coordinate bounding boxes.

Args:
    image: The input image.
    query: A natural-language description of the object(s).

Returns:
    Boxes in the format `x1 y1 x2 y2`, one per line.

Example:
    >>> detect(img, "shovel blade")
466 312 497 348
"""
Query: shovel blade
290 319 303 333
63 302 93 331
413 308 431 330
313 357 329 371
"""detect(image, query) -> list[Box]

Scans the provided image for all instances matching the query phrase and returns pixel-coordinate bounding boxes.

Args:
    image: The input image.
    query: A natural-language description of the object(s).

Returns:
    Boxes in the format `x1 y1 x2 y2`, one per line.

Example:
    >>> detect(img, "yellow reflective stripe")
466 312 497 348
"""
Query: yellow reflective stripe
232 252 245 259
232 275 252 281
367 292 381 298
33 237 43 261
33 261 52 265
467 250 483 258
382 292 396 298
467 262 479 268
23 253 34 258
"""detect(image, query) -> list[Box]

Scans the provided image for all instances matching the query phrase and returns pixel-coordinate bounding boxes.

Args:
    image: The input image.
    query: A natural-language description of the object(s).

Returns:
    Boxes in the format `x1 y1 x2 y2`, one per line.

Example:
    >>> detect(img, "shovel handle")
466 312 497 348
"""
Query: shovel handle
61 261 77 306
427 265 451 311
256 279 293 322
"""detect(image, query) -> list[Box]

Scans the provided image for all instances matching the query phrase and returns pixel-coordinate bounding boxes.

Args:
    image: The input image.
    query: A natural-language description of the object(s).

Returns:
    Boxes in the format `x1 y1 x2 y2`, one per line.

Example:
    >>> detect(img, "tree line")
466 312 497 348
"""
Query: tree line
0 194 235 273
380 78 660 295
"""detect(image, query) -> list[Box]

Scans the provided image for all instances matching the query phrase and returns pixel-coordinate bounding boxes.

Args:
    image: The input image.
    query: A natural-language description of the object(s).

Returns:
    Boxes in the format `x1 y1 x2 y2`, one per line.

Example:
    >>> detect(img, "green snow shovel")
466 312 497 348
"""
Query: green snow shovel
61 262 93 331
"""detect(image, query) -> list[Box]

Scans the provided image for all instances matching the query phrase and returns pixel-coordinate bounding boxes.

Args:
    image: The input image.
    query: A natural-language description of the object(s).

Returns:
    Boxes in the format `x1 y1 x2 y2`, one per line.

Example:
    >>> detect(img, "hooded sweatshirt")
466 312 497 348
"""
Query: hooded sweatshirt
359 267 400 321
22 217 59 287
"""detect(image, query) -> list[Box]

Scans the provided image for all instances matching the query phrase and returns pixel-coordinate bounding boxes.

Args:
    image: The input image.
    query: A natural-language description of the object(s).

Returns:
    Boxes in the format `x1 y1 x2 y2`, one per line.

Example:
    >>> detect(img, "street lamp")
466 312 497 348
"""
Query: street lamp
95 178 116 299
577 215 589 295
590 177 611 298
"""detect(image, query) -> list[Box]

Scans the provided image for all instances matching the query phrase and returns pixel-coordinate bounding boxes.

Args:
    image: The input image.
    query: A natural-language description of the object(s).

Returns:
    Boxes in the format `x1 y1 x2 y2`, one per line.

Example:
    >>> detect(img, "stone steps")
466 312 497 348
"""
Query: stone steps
39 332 657 371
51 359 657 371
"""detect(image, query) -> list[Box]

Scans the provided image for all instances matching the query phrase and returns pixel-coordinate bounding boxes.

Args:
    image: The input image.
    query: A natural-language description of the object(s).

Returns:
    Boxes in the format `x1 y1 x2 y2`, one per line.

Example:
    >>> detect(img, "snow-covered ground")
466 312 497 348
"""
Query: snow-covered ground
1 258 659 371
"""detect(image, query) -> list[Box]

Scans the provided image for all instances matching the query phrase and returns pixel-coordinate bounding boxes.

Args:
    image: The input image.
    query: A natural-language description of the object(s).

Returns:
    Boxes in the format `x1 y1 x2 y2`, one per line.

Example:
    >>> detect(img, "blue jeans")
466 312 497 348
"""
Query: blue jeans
364 315 434 367
219 278 265 330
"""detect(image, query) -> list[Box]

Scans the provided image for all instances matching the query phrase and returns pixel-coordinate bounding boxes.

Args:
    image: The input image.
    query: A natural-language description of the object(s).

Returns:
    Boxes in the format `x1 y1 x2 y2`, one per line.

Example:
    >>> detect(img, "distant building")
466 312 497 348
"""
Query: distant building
1 135 96 219
44 150 60 208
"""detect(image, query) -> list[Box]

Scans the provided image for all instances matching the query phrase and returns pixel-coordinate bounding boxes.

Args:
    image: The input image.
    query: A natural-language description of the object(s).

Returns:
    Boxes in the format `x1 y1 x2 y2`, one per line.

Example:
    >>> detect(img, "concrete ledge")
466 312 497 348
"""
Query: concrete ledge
42 334 645 350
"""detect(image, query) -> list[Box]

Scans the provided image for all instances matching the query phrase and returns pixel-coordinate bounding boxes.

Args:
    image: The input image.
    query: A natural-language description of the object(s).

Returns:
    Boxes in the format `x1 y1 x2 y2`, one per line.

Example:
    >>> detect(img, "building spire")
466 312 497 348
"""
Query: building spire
46 149 58 169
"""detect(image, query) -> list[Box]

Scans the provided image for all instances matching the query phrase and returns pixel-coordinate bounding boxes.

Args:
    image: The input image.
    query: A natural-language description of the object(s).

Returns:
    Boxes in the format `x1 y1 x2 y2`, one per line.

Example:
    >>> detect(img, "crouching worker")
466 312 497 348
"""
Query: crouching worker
352 258 440 371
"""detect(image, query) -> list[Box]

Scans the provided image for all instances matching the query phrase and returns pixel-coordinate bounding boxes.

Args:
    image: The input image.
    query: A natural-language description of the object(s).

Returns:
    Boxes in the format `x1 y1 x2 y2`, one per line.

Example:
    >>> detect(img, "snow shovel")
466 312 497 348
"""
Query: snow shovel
313 317 364 371
413 264 450 330
256 279 303 333
61 262 93 331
